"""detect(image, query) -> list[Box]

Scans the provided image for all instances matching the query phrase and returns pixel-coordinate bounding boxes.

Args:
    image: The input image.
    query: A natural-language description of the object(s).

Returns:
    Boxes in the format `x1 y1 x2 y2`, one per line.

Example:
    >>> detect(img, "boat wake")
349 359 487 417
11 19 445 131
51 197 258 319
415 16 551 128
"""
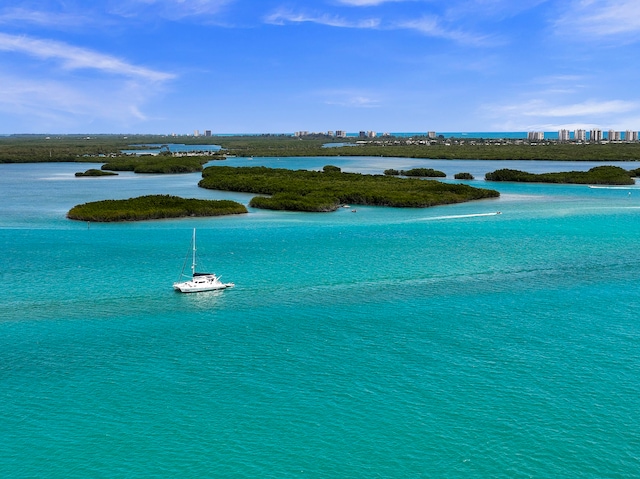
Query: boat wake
419 212 502 221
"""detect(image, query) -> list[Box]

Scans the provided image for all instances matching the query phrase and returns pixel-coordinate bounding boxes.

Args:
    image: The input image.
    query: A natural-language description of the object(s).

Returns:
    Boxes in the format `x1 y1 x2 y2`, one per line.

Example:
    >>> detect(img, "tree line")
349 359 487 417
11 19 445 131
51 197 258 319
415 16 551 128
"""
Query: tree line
198 165 500 212
67 195 248 222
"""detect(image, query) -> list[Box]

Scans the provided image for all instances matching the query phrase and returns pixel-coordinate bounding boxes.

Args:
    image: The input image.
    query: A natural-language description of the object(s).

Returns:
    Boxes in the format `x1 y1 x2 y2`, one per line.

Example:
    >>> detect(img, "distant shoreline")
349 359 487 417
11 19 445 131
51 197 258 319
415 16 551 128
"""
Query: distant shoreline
3 134 640 163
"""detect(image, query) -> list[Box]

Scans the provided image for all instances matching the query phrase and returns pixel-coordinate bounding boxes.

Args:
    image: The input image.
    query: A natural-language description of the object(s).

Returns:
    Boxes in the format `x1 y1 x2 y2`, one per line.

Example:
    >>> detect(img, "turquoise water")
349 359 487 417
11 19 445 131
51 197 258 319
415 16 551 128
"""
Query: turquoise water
2 159 640 478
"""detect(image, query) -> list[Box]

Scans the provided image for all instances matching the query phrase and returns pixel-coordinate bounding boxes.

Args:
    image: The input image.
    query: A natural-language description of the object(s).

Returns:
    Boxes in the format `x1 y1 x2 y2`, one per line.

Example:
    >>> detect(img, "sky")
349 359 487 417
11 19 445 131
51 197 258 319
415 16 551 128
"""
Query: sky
1 0 640 134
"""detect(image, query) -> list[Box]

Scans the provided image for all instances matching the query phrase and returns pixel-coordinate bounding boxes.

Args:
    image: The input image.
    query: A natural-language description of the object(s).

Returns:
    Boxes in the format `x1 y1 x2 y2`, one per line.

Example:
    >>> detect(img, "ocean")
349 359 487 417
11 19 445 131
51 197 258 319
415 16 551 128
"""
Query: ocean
1 158 640 478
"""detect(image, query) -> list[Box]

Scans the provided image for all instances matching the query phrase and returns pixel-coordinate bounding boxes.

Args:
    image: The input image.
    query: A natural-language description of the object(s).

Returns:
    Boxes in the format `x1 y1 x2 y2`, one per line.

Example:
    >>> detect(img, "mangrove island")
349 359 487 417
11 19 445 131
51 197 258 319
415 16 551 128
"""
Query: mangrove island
198 165 500 212
485 165 635 185
67 195 248 222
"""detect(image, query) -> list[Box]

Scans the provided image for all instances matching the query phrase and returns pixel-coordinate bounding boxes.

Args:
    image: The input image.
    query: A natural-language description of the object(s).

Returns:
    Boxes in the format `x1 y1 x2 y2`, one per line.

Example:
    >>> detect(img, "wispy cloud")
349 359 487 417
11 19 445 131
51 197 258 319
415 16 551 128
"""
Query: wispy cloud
508 99 638 118
396 15 494 45
108 0 236 20
265 7 489 45
484 98 640 130
555 0 640 40
0 33 174 82
0 7 90 28
0 31 175 130
0 69 158 130
265 8 380 29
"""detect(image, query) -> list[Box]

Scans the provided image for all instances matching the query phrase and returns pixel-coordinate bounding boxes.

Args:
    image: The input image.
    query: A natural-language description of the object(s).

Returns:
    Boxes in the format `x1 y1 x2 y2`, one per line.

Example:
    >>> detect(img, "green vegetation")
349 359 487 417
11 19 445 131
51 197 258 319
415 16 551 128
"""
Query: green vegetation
210 135 640 161
101 156 210 174
485 165 635 185
4 134 640 163
454 172 474 180
75 169 118 177
67 195 247 222
0 134 225 166
199 165 499 212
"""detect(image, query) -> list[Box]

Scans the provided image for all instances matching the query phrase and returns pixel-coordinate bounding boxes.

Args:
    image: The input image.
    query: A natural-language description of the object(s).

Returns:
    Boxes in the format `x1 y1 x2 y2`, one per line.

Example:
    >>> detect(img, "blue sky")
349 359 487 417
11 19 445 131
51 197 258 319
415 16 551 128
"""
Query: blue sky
1 0 639 134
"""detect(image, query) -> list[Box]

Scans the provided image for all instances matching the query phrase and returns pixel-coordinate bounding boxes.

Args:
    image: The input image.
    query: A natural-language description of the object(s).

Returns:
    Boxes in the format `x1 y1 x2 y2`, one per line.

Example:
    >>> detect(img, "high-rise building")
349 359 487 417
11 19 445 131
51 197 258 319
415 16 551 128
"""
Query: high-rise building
335 130 347 138
626 130 639 141
574 129 586 141
589 129 602 142
527 131 544 141
205 130 211 137
558 129 570 141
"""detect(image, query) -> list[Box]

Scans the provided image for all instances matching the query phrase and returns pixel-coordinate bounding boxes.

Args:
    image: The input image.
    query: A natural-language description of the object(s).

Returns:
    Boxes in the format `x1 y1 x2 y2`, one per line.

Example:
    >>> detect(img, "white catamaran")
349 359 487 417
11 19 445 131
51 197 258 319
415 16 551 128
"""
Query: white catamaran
173 229 234 293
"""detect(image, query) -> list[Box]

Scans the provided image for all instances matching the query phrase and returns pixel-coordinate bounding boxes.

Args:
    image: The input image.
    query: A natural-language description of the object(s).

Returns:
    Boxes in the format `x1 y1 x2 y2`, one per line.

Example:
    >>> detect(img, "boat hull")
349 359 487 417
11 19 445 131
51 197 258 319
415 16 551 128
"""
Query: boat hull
173 283 233 293
173 274 234 293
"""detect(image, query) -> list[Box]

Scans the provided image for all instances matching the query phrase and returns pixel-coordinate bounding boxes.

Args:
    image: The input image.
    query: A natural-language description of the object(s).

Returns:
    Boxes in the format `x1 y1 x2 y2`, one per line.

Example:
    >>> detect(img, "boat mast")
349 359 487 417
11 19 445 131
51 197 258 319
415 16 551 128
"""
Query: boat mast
191 228 197 276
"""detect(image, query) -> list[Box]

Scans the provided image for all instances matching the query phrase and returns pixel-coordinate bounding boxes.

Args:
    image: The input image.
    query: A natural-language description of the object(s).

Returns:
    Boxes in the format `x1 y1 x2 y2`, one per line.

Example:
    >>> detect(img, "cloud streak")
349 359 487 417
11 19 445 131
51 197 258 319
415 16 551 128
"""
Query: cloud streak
513 100 638 118
265 7 489 45
484 98 640 131
264 9 380 29
108 0 236 20
0 7 90 27
555 0 640 40
0 33 174 82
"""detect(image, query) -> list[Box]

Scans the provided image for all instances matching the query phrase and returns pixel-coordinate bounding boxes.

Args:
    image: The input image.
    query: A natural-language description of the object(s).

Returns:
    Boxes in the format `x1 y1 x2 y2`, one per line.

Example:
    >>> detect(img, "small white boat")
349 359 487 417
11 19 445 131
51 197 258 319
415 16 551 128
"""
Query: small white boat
173 229 234 293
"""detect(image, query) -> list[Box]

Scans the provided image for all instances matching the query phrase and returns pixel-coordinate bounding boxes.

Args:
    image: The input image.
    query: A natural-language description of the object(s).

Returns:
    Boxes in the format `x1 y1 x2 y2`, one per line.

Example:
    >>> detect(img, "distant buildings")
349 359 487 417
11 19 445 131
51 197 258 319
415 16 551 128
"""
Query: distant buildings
527 131 544 141
607 130 621 141
552 128 640 142
589 129 602 141
289 128 639 142
294 130 348 137
558 129 570 142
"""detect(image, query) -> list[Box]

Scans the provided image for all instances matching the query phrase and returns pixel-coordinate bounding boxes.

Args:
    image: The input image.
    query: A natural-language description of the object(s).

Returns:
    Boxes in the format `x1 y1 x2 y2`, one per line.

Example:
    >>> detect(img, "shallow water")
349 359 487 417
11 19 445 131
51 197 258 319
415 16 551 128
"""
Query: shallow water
1 159 639 478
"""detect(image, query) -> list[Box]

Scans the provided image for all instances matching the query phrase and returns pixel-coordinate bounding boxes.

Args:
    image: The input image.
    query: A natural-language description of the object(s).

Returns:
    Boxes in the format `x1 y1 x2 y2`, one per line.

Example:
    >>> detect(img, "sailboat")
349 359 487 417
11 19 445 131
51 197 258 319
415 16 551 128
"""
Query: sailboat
173 229 234 293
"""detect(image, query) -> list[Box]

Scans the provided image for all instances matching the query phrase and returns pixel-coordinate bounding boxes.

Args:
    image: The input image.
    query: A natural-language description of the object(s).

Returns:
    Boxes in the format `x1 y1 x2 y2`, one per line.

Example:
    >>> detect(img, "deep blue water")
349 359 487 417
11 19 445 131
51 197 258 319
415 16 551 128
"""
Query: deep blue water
1 158 640 478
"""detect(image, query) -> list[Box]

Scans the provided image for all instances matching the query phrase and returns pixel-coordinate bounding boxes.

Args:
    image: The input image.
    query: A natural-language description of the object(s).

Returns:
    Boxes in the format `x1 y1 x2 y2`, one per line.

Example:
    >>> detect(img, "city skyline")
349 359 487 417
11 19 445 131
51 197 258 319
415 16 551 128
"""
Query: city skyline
1 1 640 134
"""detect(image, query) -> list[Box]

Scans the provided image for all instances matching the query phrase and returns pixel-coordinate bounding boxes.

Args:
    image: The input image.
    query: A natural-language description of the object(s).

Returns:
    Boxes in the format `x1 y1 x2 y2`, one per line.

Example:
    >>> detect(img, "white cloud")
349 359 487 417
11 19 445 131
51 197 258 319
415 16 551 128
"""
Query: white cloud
0 32 175 131
264 9 380 29
0 7 90 27
518 99 637 118
484 98 640 130
0 70 157 129
0 33 174 82
265 8 489 45
396 15 494 45
555 0 640 40
107 0 235 20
